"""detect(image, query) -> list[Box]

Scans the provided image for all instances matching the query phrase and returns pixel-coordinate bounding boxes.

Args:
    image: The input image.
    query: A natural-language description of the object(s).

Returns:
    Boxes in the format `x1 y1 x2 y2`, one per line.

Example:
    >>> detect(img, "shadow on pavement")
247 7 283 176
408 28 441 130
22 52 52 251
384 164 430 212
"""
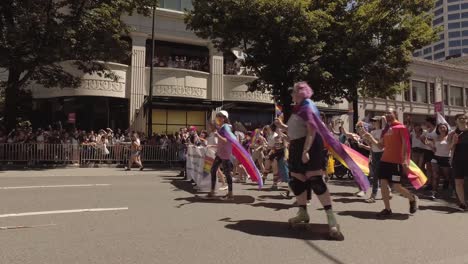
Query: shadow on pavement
333 198 367 204
419 205 460 214
162 178 197 194
330 192 355 198
329 180 357 188
245 188 288 192
338 210 410 220
220 218 333 241
258 194 292 200
250 202 294 211
174 195 256 208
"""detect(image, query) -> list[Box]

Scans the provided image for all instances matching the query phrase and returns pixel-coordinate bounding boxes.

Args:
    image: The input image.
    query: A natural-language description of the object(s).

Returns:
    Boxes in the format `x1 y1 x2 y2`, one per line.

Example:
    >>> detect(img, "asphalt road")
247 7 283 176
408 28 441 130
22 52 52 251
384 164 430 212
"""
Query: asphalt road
0 168 466 264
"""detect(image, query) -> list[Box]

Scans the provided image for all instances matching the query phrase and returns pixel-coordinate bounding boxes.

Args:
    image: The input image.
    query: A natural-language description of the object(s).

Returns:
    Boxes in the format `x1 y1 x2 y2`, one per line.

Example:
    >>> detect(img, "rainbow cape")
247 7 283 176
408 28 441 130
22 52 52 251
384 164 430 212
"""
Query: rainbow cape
387 122 428 190
219 124 263 189
296 99 370 191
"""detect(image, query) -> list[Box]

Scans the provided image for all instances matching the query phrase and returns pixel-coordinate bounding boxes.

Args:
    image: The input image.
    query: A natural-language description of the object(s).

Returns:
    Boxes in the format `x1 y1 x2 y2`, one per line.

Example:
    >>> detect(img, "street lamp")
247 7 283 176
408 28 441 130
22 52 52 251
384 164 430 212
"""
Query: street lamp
147 3 156 137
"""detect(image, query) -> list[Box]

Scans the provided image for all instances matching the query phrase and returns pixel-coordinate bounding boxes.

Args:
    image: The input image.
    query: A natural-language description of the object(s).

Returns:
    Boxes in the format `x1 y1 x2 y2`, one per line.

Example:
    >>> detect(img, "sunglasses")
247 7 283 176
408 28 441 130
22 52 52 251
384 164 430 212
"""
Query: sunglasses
458 117 467 121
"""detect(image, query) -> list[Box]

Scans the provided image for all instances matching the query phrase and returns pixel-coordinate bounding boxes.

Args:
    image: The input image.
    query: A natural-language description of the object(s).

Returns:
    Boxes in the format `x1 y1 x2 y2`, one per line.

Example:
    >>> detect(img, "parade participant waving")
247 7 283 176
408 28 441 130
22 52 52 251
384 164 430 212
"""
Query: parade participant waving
275 82 343 240
363 108 419 218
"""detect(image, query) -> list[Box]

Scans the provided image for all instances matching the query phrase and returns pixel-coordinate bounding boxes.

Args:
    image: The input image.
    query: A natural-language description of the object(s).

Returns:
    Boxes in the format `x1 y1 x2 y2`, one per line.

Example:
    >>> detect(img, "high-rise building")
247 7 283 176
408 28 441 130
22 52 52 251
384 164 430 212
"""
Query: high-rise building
414 0 468 61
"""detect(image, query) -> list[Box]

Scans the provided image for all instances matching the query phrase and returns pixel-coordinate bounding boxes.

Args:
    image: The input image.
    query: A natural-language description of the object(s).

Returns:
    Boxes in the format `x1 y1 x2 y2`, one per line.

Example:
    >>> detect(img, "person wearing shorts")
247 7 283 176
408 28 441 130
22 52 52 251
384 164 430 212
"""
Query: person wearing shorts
275 82 342 240
429 124 452 200
450 113 468 211
364 108 419 218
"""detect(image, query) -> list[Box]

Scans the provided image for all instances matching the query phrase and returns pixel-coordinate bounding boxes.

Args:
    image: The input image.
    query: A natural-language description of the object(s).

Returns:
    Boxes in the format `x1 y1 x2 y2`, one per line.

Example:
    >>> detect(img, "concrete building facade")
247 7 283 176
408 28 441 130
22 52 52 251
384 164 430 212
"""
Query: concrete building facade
9 4 468 133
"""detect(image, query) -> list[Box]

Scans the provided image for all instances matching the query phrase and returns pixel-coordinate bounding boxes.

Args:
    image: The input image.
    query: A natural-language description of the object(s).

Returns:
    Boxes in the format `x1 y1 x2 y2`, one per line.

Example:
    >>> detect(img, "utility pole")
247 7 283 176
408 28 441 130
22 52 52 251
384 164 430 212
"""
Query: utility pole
147 3 156 137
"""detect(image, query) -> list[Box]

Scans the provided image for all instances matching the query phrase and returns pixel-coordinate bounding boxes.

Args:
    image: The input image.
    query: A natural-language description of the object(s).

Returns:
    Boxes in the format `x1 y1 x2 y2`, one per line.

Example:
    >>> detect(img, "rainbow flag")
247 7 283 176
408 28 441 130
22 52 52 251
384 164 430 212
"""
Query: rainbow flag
408 161 427 189
219 124 263 189
326 143 370 176
275 104 283 117
202 149 215 178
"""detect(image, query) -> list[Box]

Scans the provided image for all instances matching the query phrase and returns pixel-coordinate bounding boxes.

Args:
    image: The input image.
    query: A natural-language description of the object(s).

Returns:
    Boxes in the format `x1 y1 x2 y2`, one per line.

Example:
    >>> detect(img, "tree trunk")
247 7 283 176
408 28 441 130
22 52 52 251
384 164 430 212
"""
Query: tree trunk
4 69 22 130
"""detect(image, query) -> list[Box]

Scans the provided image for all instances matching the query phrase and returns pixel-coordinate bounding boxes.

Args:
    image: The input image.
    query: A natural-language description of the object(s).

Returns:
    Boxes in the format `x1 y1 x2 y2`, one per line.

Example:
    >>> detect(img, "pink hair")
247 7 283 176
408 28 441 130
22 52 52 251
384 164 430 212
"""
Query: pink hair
294 82 314 99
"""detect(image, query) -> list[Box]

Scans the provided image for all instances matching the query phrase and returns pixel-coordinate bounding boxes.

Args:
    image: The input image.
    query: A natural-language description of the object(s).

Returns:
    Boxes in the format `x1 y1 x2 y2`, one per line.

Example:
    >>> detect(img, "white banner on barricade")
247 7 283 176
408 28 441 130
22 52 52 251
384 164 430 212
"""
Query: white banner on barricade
186 146 217 192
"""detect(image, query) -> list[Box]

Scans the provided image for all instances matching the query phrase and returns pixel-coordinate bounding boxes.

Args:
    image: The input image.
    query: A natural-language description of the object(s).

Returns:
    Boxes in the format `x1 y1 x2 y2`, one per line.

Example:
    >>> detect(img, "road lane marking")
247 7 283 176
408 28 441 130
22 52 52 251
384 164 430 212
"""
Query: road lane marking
0 207 128 218
0 224 57 230
0 184 111 190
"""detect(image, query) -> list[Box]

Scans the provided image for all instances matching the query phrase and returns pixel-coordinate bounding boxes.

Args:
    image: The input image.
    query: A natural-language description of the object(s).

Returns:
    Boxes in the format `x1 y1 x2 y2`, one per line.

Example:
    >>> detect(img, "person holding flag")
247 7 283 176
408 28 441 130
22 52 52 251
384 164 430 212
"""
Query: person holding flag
363 108 419 218
206 110 235 200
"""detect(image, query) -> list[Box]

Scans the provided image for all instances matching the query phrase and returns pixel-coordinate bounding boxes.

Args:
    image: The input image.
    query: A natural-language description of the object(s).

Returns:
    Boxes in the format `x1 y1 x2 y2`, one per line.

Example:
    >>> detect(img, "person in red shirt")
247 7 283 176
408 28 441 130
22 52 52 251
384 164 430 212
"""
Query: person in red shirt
363 108 419 218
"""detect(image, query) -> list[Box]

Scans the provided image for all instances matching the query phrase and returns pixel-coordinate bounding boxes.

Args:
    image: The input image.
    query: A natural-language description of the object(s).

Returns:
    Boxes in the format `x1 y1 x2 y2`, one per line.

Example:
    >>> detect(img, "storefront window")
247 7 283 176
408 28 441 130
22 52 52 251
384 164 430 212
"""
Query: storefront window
412 81 428 103
430 83 435 103
466 88 468 106
450 86 463 106
147 40 209 72
152 109 206 135
444 85 449 105
159 0 193 11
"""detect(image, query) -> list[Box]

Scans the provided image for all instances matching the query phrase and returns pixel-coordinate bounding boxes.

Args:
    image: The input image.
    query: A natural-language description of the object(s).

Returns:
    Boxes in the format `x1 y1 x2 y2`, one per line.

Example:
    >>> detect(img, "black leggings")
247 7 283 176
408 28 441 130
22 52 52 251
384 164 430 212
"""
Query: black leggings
211 156 233 192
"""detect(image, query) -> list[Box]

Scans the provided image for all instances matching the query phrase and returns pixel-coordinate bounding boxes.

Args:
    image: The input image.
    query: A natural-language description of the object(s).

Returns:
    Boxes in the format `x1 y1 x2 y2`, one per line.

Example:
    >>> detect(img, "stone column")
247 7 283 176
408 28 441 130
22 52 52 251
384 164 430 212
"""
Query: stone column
129 32 148 132
209 46 224 102
435 77 443 103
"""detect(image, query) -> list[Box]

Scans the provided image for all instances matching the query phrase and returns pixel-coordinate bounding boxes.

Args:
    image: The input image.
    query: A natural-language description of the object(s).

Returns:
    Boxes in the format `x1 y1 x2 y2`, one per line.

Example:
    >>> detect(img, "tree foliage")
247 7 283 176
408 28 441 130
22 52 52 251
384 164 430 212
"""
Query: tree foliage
0 0 158 128
186 0 437 115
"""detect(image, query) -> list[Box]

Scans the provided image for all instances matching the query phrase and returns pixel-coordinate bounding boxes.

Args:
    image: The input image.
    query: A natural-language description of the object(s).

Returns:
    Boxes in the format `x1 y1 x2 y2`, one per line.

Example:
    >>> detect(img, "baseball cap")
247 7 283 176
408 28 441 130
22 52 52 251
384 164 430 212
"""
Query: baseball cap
217 110 229 119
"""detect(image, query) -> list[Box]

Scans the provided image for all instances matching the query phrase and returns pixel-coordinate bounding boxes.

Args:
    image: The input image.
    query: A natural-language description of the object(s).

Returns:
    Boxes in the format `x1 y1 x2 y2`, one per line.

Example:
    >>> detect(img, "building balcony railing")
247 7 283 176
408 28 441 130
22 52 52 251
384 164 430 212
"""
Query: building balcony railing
223 75 273 104
147 67 209 100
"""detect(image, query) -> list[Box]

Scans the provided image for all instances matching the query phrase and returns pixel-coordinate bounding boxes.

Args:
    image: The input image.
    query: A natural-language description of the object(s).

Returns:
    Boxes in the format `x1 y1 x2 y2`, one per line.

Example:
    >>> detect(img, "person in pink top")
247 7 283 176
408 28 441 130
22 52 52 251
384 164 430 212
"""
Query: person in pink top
206 111 234 200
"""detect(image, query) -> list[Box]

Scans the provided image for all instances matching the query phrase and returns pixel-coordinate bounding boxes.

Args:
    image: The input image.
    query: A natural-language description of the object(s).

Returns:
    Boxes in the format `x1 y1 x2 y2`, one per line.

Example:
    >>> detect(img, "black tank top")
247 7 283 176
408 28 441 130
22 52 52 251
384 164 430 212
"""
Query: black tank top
453 129 468 162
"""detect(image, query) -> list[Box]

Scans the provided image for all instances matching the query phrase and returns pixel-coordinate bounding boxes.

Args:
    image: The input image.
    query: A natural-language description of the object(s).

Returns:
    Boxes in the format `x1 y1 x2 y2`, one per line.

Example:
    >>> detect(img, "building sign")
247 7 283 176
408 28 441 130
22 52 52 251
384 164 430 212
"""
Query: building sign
68 113 76 124
434 101 444 114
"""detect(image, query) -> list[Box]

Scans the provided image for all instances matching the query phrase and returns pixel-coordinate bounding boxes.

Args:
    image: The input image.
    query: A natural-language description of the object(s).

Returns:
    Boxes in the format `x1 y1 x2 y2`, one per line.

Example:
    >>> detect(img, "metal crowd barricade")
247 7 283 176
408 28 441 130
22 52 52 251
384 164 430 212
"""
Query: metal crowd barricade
0 143 182 166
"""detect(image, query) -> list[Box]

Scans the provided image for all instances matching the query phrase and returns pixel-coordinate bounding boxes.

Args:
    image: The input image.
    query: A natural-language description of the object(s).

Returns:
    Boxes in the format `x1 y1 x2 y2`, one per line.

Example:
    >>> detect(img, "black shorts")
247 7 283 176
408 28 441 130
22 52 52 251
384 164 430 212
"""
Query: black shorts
434 156 451 168
452 160 468 179
423 149 435 164
289 136 324 174
379 161 405 183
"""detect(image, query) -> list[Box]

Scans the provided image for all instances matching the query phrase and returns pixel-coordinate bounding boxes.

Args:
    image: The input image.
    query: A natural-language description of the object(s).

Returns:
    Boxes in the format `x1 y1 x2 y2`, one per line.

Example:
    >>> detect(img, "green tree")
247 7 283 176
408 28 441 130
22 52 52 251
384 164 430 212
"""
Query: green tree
186 0 436 121
0 0 158 129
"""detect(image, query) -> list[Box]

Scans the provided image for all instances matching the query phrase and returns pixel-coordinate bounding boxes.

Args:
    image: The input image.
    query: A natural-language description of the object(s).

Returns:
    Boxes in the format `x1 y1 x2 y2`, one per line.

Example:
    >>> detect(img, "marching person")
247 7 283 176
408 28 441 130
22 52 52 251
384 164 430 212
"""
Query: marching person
275 82 342 239
206 111 234 200
125 132 144 171
363 108 419 218
450 113 468 211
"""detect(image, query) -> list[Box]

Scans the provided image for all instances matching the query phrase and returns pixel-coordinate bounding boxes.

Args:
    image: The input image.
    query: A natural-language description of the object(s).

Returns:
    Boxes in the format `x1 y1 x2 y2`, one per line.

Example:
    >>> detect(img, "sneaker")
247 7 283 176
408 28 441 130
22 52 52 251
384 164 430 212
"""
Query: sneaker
355 191 365 197
409 195 419 214
457 203 467 212
365 195 376 203
125 168 131 171
376 209 393 218
219 185 229 191
429 192 437 200
270 185 279 191
139 167 144 171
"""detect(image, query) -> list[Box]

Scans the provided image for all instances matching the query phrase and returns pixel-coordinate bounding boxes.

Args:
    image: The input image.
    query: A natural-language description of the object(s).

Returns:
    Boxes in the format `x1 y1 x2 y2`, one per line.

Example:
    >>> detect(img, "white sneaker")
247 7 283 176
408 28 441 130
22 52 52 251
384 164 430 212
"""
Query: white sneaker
355 191 365 197
219 185 229 191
